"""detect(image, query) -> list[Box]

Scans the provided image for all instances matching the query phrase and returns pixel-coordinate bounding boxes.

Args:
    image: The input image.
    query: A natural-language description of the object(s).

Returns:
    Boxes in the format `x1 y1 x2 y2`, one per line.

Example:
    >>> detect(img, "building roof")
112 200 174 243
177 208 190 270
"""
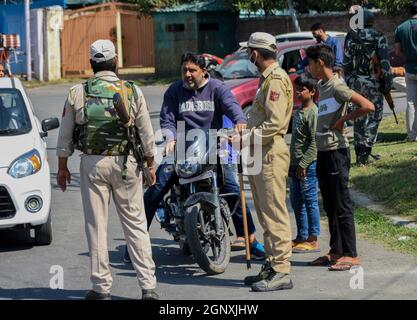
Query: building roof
66 0 102 8
156 0 233 13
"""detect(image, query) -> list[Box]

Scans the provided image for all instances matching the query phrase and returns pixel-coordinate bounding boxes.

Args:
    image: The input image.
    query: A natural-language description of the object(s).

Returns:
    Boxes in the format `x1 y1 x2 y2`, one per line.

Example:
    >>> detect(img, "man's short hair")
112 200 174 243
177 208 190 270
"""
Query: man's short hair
181 53 206 69
305 44 335 68
311 23 325 32
253 47 277 60
90 58 117 74
411 1 417 15
294 73 318 92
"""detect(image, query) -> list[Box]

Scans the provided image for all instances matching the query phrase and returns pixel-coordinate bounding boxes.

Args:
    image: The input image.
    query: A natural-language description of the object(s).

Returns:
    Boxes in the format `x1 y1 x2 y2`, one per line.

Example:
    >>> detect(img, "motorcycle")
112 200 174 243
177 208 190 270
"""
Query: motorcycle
156 130 240 275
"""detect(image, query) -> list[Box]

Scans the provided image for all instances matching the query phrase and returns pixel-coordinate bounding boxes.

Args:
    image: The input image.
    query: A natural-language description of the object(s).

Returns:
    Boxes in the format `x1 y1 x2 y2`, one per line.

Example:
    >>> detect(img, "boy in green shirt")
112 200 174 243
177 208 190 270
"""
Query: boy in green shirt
290 74 321 253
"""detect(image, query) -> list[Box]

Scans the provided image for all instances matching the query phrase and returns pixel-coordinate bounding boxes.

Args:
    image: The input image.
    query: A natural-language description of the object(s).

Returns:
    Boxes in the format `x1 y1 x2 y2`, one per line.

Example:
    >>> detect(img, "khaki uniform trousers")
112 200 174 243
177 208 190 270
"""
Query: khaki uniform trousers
248 136 292 274
80 154 156 294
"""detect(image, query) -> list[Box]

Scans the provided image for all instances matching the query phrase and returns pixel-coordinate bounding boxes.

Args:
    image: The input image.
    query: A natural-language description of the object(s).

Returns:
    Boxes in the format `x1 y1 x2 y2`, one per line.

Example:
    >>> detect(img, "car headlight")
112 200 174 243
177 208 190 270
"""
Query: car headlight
175 160 200 178
8 149 42 179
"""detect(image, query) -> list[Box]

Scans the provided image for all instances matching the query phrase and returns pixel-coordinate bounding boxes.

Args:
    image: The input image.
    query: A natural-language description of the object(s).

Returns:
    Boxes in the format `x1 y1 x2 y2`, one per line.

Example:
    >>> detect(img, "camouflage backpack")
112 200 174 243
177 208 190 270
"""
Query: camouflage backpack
77 78 137 155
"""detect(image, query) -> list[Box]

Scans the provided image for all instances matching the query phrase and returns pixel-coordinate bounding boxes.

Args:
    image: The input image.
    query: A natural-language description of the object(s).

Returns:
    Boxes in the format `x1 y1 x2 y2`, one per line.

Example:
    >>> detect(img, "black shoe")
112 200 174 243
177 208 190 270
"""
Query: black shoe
142 289 159 300
251 270 294 292
123 246 131 263
244 262 271 286
85 290 111 300
355 145 368 166
370 153 381 161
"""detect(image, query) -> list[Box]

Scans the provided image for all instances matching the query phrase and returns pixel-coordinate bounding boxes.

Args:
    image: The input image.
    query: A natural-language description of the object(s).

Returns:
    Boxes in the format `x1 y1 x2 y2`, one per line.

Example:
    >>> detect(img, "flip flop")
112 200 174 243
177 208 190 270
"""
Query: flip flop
292 242 320 253
231 239 246 251
328 257 360 271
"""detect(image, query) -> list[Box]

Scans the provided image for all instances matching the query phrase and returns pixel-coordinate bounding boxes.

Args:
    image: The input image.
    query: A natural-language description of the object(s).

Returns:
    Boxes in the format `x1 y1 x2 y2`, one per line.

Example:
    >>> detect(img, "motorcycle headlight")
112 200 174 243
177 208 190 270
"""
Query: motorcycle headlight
175 160 200 178
8 149 42 179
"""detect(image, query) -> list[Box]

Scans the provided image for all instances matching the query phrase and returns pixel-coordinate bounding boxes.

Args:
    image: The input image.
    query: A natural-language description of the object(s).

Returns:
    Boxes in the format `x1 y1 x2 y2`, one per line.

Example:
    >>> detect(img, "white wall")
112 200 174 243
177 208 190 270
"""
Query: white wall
31 9 44 81
43 6 63 81
29 6 63 81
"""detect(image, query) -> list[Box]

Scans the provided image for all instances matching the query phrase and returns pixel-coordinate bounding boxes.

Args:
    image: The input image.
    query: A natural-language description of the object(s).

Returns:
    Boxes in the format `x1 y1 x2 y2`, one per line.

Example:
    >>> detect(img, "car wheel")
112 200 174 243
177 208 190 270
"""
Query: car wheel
34 212 52 246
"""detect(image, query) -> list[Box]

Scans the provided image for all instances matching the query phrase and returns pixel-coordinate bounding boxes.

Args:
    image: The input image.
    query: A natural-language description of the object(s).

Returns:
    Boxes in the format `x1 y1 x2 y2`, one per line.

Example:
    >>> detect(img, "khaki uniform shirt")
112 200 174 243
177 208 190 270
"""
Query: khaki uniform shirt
56 71 155 158
247 62 293 145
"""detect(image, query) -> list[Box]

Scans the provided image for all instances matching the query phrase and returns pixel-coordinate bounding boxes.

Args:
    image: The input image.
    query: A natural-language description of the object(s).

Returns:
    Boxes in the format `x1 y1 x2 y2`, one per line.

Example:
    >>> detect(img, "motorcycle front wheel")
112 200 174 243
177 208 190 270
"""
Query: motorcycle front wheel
185 203 231 275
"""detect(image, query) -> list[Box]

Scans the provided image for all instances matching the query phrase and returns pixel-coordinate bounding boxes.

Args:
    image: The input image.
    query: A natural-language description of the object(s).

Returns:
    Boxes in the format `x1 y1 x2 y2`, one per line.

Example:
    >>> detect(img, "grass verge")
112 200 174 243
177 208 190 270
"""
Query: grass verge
350 112 417 219
134 77 179 87
355 207 417 257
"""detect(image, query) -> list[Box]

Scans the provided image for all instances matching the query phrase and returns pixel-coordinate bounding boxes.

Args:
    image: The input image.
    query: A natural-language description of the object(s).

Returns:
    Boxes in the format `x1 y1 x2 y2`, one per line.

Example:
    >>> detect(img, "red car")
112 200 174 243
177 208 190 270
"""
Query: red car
219 40 317 115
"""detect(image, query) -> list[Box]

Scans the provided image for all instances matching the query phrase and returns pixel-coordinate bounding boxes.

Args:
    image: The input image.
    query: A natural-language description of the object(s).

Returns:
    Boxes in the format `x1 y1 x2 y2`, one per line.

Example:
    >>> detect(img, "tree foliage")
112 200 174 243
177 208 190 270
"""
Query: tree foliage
125 0 413 16
231 0 412 15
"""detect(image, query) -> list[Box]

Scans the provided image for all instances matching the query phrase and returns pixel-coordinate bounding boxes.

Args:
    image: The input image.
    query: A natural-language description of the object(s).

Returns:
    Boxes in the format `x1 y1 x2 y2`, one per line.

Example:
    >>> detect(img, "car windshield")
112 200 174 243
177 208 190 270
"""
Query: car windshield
217 51 259 80
0 89 31 136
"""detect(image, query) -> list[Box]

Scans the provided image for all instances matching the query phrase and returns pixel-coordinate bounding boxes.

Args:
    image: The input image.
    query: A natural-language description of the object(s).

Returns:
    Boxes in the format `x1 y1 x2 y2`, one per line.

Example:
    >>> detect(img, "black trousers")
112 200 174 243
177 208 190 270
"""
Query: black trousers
317 148 357 257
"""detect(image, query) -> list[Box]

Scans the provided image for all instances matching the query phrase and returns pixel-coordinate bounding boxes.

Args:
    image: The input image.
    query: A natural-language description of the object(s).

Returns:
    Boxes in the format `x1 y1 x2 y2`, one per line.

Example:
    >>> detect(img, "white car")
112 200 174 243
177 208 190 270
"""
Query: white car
0 77 59 245
276 31 347 43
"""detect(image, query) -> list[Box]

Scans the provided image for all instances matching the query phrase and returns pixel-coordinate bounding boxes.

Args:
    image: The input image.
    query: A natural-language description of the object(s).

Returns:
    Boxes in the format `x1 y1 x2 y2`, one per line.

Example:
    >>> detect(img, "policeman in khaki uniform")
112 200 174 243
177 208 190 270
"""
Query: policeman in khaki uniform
240 33 294 292
56 40 158 300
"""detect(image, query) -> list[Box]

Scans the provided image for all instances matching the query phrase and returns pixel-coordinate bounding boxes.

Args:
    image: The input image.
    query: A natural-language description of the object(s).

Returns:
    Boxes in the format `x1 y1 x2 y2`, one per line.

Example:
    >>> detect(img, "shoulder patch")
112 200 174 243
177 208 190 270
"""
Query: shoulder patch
69 84 83 106
269 90 280 102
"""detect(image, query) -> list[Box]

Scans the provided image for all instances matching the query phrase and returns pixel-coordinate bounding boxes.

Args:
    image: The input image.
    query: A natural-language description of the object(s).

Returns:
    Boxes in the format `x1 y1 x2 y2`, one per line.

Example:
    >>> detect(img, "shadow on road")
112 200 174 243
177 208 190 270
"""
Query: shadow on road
0 229 34 252
0 287 131 300
107 238 246 288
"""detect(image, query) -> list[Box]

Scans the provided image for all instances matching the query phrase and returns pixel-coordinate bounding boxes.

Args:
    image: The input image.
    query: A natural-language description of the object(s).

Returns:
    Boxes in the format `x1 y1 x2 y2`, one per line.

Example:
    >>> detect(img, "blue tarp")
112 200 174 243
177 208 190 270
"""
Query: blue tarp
0 0 66 74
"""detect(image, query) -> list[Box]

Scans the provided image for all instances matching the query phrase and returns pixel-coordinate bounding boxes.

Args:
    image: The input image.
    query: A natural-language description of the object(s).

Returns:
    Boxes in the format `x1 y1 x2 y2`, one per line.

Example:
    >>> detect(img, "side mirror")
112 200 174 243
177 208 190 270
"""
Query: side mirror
41 117 60 137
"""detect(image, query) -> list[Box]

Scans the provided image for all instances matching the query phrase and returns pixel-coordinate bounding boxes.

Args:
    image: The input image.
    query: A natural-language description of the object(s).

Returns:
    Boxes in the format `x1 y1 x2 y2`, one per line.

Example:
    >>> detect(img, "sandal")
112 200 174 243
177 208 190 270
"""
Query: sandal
292 241 320 253
231 239 246 251
328 256 360 271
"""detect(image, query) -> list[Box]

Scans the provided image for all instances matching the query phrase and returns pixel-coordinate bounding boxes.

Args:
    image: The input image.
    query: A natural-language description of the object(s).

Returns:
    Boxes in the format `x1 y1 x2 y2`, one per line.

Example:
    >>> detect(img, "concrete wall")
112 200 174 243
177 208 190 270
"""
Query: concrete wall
43 6 63 81
154 12 198 77
31 9 45 81
197 12 238 57
237 12 408 47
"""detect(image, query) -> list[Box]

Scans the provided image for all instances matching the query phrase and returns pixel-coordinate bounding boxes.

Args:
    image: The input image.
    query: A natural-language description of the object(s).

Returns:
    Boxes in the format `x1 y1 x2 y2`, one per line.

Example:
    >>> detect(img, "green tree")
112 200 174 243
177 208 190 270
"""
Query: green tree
126 0 192 15
125 0 412 16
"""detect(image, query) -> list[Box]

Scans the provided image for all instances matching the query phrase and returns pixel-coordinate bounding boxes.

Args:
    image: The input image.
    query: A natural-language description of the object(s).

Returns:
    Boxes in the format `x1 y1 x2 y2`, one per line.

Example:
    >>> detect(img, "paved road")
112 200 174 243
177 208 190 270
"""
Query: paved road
0 83 416 300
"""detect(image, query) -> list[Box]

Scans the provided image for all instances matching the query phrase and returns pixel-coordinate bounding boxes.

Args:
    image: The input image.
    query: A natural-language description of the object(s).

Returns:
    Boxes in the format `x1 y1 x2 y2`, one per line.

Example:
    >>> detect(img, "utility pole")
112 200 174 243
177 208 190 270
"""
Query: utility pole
287 0 301 32
25 0 32 81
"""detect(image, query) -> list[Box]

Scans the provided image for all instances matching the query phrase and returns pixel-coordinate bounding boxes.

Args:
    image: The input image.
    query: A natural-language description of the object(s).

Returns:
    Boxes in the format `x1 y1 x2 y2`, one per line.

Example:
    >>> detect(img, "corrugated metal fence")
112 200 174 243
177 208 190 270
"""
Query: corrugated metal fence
0 0 66 74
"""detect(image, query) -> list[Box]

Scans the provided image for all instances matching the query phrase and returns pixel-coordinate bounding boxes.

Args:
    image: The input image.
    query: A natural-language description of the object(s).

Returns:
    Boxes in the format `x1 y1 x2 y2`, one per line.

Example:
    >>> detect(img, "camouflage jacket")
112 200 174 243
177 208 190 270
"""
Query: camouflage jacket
343 28 393 91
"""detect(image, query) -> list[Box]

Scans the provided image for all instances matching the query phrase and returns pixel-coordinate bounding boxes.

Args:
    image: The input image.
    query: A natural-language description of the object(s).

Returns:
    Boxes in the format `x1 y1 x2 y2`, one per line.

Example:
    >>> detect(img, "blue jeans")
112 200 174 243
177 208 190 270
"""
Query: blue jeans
143 163 177 230
143 163 256 236
289 161 320 241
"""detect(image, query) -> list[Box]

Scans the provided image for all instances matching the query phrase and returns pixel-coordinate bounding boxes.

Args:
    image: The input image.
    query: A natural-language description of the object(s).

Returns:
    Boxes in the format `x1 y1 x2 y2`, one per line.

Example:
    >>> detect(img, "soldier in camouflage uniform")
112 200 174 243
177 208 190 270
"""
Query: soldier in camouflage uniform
56 40 158 300
344 8 393 165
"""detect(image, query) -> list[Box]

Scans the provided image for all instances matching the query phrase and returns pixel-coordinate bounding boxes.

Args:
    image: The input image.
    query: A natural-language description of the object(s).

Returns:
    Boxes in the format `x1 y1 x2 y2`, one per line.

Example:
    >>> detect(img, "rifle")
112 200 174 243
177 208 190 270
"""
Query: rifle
112 92 154 186
372 55 399 124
